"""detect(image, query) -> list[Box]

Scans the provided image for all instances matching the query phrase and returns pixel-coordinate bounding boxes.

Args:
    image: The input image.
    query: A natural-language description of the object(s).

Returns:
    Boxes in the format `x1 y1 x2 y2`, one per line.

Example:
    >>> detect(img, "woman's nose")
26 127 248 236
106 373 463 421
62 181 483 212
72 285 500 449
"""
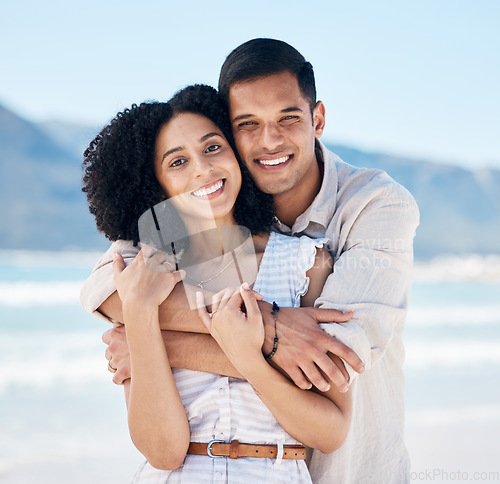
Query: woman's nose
193 155 214 177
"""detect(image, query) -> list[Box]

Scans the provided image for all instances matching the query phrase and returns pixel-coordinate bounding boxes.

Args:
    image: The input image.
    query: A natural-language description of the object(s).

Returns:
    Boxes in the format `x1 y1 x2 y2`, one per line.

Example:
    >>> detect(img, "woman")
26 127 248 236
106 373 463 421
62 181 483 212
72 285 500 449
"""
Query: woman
82 85 352 482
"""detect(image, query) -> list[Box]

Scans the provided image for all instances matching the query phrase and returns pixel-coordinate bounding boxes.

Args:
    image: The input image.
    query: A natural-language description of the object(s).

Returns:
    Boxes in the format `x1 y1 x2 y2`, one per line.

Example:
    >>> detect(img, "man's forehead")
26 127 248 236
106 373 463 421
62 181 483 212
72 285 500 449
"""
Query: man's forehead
228 72 308 114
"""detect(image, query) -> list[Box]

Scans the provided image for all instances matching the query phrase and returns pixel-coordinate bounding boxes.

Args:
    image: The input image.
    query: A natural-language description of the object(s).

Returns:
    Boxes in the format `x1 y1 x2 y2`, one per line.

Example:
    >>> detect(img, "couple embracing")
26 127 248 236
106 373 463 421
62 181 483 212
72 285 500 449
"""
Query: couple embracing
81 38 419 483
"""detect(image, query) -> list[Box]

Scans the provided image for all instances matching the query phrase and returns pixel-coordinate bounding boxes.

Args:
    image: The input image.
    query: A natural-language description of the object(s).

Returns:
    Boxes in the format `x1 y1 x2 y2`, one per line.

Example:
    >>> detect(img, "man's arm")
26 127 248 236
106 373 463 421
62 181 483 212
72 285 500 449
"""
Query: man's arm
313 184 420 382
86 241 363 390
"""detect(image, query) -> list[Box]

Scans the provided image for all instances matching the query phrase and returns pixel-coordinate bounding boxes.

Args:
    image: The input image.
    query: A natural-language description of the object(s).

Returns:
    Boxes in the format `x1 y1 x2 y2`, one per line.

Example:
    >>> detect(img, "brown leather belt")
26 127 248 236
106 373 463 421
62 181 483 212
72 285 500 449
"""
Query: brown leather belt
188 440 306 460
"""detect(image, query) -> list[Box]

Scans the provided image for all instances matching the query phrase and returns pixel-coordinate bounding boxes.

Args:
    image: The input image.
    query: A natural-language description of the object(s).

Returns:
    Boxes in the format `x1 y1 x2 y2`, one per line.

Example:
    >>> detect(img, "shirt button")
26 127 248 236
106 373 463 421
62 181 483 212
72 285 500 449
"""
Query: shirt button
215 471 223 479
219 388 226 396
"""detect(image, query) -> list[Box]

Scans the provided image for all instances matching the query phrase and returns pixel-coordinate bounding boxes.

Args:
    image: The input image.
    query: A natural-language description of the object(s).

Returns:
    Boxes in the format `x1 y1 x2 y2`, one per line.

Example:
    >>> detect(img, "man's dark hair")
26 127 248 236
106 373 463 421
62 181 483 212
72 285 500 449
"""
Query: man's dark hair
218 38 317 114
82 84 275 245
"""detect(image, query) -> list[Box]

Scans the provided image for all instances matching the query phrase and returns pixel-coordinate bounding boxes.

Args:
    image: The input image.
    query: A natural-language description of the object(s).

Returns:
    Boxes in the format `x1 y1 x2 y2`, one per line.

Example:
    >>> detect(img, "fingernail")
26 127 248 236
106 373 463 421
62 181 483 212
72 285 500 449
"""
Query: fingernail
241 282 250 290
111 252 118 261
359 365 365 373
341 385 349 393
324 384 331 392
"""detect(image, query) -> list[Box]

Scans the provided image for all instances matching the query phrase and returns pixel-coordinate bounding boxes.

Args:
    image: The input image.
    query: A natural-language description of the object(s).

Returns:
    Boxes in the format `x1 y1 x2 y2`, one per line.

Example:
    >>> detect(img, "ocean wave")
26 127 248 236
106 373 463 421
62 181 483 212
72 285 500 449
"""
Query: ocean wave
405 340 500 369
406 305 500 327
0 249 103 269
407 404 500 426
0 332 108 391
413 254 500 282
0 281 84 306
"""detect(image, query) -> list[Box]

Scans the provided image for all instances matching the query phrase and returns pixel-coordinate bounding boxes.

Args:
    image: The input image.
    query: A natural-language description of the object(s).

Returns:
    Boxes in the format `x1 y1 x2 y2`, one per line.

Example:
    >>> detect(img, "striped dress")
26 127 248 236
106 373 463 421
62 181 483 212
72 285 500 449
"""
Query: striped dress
131 232 327 483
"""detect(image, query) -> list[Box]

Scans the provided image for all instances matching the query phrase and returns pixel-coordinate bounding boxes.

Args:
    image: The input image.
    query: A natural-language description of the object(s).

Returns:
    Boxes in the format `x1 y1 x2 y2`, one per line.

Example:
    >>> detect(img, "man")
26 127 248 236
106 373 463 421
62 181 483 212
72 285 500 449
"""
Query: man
81 39 419 483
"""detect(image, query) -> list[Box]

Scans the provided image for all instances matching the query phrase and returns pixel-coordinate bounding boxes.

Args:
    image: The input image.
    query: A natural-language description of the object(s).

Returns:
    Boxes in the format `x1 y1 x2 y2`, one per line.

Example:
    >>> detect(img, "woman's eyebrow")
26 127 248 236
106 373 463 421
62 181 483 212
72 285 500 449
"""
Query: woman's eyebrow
199 132 223 143
161 133 223 164
161 146 183 164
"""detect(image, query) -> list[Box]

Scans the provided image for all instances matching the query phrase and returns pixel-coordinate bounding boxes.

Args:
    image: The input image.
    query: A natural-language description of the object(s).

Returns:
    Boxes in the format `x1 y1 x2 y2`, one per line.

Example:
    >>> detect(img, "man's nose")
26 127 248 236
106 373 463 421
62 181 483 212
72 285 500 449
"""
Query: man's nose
259 123 284 151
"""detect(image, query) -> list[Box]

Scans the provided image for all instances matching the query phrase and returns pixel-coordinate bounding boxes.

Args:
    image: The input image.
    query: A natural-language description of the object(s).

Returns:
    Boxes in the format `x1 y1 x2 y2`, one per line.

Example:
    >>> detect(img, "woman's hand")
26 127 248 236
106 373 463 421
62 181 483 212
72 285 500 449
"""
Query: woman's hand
196 283 264 375
112 247 185 315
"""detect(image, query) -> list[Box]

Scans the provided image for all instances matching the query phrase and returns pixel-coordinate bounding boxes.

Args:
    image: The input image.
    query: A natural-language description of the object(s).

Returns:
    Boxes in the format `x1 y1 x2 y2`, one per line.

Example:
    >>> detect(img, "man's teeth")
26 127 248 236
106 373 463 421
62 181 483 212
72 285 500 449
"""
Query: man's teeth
192 180 224 197
257 155 290 166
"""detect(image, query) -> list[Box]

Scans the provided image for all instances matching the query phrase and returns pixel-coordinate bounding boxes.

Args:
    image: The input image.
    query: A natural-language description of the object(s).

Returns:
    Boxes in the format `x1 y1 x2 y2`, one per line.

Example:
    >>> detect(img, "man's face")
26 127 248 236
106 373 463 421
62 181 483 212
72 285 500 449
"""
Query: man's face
228 71 325 197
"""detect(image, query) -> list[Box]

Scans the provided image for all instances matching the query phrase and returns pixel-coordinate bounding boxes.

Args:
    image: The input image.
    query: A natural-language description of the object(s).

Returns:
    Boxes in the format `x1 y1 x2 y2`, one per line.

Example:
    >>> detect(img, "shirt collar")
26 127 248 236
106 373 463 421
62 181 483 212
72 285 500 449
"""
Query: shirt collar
274 140 339 235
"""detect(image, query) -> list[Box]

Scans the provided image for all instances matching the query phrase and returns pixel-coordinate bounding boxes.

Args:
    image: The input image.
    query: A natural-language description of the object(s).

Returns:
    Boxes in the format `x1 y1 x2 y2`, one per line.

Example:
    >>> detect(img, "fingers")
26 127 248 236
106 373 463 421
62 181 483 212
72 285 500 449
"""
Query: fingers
284 366 313 391
111 251 126 278
312 307 353 323
102 328 112 345
211 287 235 314
251 289 265 301
113 375 130 386
239 283 260 318
325 338 365 374
299 361 333 393
310 353 349 393
172 269 186 284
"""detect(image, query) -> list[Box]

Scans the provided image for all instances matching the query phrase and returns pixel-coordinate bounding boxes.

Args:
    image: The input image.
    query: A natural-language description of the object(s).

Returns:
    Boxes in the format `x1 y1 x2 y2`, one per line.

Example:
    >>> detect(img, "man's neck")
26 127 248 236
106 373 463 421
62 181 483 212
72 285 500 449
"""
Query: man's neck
274 156 323 229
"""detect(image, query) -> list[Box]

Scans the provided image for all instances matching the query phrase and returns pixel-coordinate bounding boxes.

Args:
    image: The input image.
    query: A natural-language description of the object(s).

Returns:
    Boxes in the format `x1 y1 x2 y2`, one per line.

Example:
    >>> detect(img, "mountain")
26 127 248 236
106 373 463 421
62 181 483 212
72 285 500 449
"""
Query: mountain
1 103 499 258
327 145 500 259
0 104 108 251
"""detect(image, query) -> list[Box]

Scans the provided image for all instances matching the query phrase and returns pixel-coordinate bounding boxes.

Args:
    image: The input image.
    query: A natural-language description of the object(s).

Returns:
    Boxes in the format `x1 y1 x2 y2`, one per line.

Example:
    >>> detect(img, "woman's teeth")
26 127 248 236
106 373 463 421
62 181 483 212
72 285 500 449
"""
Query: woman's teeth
192 180 224 197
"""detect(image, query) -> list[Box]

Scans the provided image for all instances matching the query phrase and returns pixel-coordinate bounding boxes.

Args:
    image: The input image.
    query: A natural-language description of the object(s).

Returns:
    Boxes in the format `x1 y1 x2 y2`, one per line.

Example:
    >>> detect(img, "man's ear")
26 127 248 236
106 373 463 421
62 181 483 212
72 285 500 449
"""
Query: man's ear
313 101 326 138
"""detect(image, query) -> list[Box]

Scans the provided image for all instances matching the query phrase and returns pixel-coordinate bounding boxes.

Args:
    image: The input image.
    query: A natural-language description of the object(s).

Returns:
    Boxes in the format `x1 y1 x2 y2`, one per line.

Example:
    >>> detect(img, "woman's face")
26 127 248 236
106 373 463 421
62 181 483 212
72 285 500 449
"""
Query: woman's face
154 112 242 225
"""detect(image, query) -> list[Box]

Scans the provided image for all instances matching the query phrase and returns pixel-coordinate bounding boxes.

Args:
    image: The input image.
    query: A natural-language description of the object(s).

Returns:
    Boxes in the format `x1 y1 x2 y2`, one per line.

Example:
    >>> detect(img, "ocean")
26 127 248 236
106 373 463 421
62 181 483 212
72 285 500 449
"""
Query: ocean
0 251 499 483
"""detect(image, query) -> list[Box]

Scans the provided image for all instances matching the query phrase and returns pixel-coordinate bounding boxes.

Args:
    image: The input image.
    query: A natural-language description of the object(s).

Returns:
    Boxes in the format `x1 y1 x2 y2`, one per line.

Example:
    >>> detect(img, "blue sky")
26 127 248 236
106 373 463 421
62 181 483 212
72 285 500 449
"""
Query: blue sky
1 0 498 168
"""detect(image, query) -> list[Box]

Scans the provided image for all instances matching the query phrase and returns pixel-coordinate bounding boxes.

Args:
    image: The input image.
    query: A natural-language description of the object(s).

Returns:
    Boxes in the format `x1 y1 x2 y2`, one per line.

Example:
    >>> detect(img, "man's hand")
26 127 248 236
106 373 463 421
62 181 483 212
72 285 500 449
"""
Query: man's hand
103 324 131 385
261 305 365 393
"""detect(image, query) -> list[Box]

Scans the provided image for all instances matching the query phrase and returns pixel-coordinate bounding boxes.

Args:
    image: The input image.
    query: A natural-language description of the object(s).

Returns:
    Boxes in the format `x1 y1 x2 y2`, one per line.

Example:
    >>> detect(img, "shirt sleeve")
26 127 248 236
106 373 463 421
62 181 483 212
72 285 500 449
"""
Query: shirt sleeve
79 239 140 321
315 184 420 383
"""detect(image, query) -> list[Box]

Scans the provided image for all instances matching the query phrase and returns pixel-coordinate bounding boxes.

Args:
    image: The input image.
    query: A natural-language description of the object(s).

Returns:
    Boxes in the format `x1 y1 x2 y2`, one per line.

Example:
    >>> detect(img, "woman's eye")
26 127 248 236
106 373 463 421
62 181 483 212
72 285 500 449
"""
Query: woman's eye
169 158 186 168
205 144 221 153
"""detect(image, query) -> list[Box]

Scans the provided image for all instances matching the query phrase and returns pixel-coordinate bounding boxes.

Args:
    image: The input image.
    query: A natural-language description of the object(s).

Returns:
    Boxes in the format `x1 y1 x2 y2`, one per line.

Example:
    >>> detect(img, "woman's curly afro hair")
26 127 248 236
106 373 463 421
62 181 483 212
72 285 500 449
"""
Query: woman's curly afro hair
82 84 275 244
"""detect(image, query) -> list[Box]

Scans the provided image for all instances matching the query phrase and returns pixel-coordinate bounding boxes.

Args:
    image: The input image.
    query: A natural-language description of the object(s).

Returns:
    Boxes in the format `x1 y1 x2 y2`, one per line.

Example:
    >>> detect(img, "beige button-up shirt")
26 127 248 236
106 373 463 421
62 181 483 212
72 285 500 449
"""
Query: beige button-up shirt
80 141 419 483
273 142 419 483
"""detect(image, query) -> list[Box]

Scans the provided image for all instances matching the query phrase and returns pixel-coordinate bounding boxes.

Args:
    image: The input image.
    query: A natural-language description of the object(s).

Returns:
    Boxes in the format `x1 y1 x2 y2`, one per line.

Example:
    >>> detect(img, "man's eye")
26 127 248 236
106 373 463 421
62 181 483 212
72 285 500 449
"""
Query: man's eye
205 144 221 153
280 116 299 126
237 121 258 130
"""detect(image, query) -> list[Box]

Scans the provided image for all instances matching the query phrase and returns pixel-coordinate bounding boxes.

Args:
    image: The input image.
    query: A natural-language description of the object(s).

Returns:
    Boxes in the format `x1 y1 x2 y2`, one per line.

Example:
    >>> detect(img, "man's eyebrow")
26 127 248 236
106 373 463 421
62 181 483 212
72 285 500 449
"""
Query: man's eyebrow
232 106 304 123
232 113 253 123
281 106 303 113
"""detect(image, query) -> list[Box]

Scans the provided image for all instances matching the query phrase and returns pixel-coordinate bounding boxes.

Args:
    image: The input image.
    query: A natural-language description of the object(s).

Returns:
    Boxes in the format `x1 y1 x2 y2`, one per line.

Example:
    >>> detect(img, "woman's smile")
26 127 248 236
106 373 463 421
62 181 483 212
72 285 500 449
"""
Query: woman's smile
191 178 225 199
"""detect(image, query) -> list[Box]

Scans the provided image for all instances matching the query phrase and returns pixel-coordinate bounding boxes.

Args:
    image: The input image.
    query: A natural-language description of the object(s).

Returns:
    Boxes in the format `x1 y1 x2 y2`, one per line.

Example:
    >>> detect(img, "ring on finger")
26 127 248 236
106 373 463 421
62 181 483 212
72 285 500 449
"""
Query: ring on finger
108 361 117 373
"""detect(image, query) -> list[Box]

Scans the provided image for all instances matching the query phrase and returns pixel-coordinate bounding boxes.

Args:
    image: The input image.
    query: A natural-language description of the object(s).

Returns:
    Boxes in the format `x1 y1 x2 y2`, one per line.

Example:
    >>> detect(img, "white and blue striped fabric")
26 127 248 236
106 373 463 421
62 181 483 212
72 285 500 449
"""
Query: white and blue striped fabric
131 232 327 483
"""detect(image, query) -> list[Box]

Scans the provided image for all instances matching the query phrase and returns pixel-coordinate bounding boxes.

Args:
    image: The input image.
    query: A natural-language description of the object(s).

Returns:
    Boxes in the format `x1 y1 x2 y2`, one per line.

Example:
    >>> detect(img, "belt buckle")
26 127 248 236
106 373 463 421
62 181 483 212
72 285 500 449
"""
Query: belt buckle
207 439 225 458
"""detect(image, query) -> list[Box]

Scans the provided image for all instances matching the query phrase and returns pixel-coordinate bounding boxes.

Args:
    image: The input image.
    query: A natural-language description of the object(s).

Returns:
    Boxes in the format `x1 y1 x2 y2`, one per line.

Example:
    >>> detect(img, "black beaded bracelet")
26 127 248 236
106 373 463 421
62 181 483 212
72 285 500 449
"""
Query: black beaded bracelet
264 301 280 360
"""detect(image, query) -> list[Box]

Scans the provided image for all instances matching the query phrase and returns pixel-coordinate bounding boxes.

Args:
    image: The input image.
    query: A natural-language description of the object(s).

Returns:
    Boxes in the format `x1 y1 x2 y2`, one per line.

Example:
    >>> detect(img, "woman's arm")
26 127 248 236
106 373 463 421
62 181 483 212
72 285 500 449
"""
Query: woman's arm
112 251 190 470
197 276 352 453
